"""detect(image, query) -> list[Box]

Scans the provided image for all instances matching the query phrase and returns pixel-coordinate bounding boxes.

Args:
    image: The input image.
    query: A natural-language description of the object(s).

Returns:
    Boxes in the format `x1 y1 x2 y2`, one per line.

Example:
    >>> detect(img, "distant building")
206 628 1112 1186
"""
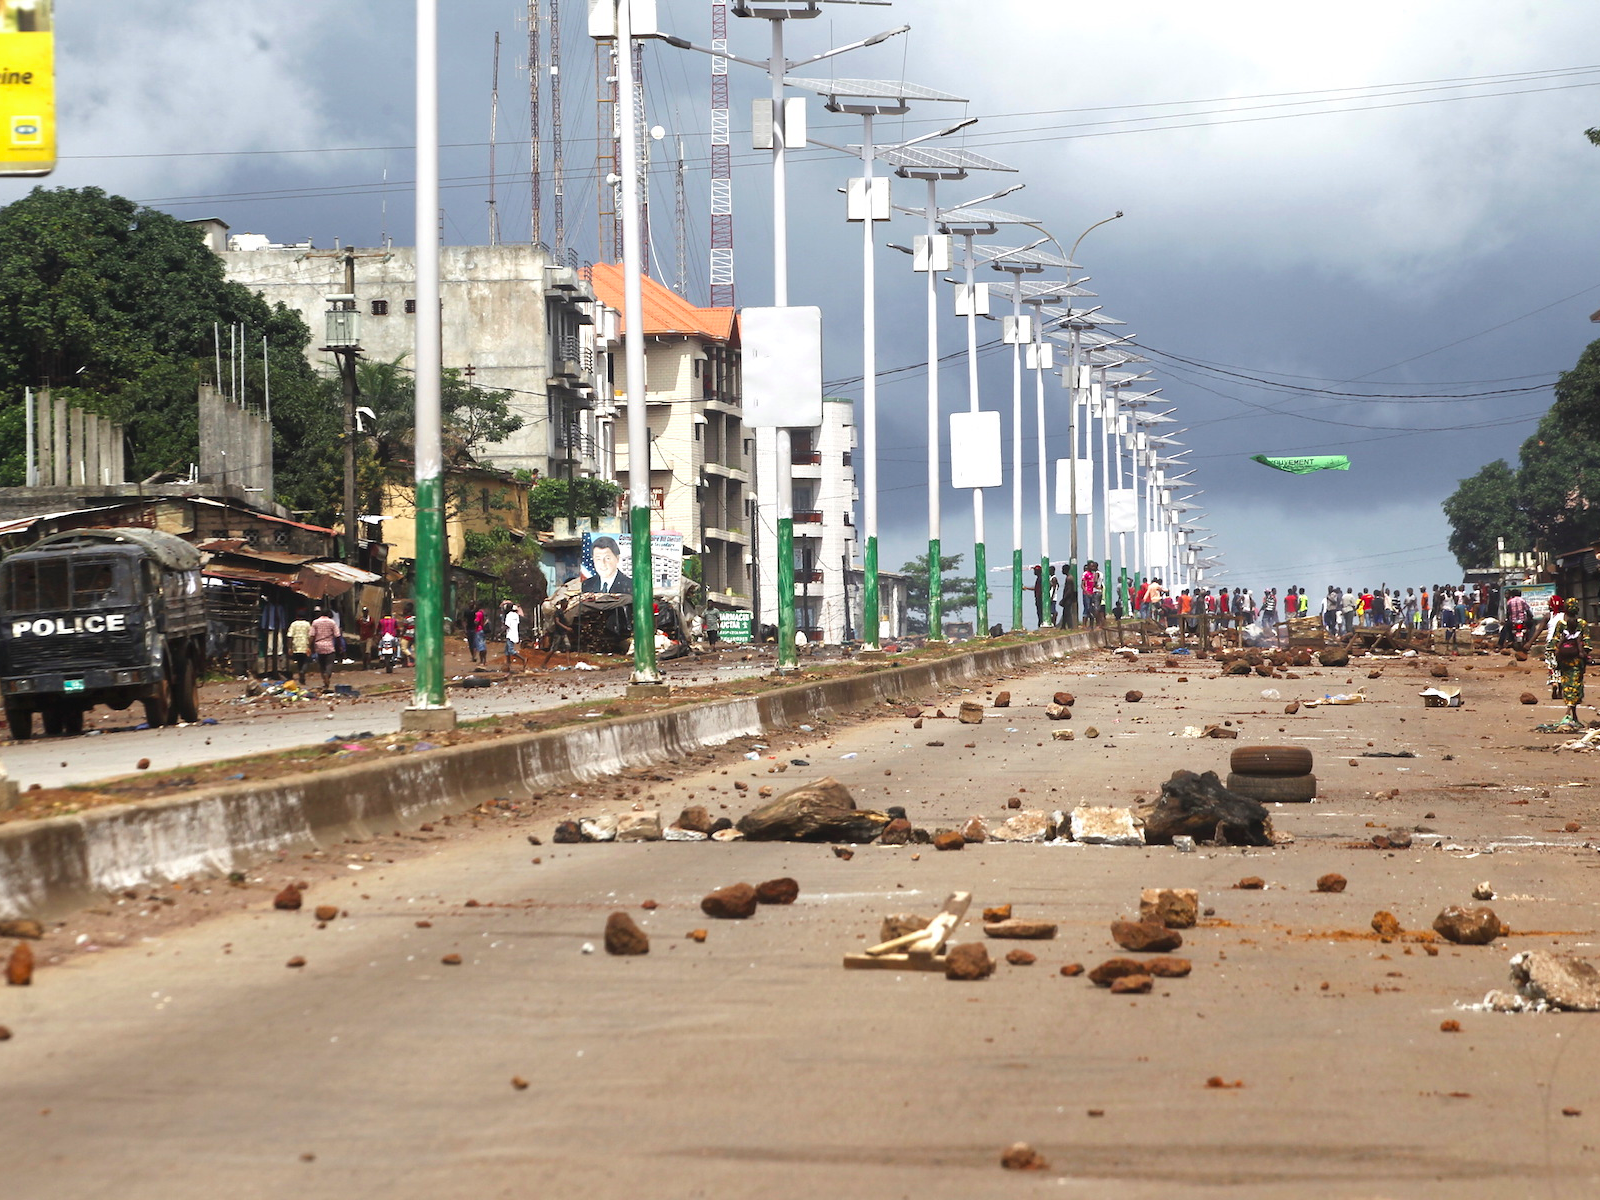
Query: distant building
788 397 858 644
213 233 615 482
585 264 752 614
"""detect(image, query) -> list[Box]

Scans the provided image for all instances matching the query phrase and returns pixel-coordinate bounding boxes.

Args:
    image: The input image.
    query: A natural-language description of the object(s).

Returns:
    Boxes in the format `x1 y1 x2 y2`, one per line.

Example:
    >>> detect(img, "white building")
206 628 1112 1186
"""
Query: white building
205 220 611 482
587 264 753 615
788 396 858 643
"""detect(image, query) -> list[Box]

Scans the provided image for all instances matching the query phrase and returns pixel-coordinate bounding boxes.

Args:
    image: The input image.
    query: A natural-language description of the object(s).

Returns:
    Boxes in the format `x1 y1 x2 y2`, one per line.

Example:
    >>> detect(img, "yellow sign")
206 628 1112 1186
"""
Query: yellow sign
0 0 53 176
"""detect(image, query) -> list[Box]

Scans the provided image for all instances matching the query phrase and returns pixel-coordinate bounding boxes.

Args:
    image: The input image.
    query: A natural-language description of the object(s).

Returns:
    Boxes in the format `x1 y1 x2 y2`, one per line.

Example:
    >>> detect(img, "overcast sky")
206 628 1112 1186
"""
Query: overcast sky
10 0 1600 600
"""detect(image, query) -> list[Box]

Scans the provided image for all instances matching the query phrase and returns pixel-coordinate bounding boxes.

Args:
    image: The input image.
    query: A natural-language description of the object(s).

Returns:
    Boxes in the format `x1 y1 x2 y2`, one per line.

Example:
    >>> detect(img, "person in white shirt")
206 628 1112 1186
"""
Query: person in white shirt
502 603 524 669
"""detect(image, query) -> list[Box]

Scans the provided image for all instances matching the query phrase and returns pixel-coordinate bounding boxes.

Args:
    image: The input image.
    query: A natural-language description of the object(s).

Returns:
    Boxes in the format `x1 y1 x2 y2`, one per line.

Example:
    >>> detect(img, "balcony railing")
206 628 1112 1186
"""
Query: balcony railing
790 449 821 465
794 509 822 524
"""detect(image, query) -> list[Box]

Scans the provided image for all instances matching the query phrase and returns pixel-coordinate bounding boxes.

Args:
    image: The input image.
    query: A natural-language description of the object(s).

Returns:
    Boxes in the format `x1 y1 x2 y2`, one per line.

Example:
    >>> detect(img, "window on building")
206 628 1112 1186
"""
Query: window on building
371 299 389 316
404 299 417 314
481 488 491 517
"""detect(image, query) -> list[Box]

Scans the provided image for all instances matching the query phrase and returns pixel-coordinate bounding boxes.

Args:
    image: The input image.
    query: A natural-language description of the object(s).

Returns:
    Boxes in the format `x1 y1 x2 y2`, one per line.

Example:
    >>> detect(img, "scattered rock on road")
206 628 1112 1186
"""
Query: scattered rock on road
881 913 931 941
1045 704 1072 720
1005 949 1037 966
701 883 759 919
933 831 965 851
982 905 1012 923
984 918 1058 940
552 820 582 843
1146 956 1192 978
958 701 985 724
1234 876 1266 890
1138 770 1274 846
994 691 1011 708
273 885 304 911
1372 911 1403 937
755 877 799 905
1125 690 1144 703
604 911 650 955
314 905 339 922
1434 905 1503 945
615 811 663 842
1053 692 1075 707
944 942 994 981
1070 806 1145 846
961 816 989 843
1111 920 1183 953
736 777 890 843
0 920 42 940
1139 888 1199 929
1000 1143 1049 1171
1316 873 1348 894
6 941 33 986
1110 974 1153 994
990 810 1054 842
1509 950 1600 1011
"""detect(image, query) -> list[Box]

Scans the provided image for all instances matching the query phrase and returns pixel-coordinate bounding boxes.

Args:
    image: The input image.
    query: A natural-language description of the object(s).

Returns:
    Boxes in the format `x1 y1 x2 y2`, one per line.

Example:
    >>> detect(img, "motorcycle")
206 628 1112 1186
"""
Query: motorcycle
377 631 400 674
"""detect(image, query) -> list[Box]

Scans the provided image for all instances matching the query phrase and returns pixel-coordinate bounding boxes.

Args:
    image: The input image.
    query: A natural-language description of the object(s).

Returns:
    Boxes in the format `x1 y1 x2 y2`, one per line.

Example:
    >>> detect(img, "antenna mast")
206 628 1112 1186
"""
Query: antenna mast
550 0 567 261
488 32 501 246
708 0 734 307
527 0 543 247
673 130 688 295
596 41 617 259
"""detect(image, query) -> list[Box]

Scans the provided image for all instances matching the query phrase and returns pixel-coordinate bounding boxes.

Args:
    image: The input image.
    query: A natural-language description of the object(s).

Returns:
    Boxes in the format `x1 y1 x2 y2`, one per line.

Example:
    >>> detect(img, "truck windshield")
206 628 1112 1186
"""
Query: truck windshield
4 556 130 613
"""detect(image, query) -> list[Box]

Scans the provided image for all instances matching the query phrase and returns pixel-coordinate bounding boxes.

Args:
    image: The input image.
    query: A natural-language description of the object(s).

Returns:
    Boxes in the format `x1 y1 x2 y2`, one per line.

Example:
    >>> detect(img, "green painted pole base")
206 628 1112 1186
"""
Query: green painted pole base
629 505 661 684
974 542 988 636
863 536 880 651
1011 547 1024 632
411 473 447 709
1119 567 1129 621
927 536 944 641
777 516 797 671
1040 555 1053 627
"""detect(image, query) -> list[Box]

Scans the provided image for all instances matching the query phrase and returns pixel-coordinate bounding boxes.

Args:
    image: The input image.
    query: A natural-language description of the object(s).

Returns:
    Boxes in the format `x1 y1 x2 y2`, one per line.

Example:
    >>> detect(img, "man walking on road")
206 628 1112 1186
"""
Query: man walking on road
287 610 313 685
502 602 525 671
310 607 340 692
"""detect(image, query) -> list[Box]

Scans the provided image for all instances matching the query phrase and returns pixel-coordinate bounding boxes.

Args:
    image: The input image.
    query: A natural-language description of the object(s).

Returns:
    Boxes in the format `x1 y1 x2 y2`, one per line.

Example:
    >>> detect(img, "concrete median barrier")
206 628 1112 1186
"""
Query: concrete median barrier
0 632 1095 918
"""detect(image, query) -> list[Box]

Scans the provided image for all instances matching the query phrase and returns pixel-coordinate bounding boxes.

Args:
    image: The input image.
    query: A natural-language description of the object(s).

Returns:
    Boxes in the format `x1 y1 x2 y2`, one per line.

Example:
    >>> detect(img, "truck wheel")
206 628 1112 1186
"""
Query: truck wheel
41 706 64 737
4 703 32 741
143 676 171 728
173 649 201 723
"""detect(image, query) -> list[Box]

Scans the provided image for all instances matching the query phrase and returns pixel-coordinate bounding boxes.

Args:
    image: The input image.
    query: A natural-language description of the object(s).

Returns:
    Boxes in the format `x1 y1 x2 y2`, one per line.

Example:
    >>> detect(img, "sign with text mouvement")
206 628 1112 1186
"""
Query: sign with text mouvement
949 411 1002 489
741 306 823 428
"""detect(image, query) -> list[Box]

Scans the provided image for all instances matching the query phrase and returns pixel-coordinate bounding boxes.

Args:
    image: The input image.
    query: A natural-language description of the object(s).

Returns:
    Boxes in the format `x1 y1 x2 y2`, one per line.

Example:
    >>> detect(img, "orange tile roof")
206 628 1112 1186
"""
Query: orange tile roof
586 262 738 344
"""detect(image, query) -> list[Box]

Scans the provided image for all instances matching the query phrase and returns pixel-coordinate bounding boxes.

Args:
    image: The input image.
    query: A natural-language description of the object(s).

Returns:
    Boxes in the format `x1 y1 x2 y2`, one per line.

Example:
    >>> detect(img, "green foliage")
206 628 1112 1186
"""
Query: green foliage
0 186 334 505
900 551 977 633
526 476 624 533
1444 337 1600 568
1443 459 1527 569
461 526 548 610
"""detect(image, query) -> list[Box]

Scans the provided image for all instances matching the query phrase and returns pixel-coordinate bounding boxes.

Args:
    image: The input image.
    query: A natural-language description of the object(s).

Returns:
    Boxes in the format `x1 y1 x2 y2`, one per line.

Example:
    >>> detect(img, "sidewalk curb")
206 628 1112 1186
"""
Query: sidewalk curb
0 632 1095 917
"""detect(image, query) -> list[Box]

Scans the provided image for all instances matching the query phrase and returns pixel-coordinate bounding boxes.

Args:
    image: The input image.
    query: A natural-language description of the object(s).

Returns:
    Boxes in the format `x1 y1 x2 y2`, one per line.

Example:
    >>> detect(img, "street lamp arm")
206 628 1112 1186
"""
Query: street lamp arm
1069 210 1124 264
660 35 772 73
786 24 910 69
942 181 1025 213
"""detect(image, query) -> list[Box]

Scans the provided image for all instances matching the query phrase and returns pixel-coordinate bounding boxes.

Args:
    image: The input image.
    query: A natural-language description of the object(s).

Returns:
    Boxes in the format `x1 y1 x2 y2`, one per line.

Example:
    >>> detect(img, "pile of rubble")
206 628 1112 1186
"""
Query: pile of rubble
549 768 1283 851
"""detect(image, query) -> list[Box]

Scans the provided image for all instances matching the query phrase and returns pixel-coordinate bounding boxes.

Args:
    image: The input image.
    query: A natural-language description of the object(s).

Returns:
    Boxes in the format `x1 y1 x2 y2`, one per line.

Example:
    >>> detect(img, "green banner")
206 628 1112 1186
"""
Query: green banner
1251 454 1350 474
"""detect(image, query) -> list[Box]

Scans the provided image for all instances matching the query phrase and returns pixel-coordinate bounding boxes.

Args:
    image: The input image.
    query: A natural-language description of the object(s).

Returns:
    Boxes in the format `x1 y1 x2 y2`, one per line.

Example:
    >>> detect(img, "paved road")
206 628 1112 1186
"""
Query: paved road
0 648 775 791
5 649 1599 1197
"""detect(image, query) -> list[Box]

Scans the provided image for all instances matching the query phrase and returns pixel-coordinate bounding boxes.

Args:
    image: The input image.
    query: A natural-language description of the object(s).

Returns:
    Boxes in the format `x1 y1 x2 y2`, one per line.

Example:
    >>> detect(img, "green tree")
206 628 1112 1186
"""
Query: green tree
352 354 524 523
527 476 623 533
461 526 548 613
899 551 977 633
1442 459 1527 569
0 186 336 512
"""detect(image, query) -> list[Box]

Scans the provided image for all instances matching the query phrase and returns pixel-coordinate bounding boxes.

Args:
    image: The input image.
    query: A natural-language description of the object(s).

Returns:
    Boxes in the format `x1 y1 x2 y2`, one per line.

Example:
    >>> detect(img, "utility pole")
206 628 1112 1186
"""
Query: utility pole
306 246 389 565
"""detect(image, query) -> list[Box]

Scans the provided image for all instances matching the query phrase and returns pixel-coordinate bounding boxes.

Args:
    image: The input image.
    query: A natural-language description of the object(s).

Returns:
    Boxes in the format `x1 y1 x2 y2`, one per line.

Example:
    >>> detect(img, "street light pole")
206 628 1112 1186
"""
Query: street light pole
859 111 880 651
617 0 661 686
404 0 452 729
